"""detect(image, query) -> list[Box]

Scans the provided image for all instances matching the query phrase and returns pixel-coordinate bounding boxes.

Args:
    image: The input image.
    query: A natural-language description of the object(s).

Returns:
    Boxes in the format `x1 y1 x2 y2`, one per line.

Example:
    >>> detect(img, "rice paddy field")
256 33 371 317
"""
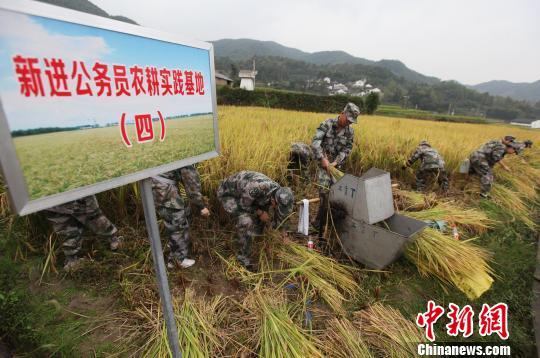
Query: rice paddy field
1 105 539 356
13 114 215 199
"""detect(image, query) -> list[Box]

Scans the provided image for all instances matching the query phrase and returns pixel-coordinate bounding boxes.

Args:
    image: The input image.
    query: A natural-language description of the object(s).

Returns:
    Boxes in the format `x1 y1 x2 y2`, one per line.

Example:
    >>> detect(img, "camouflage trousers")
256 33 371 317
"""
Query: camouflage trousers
152 179 191 261
469 156 493 194
314 165 338 239
46 197 117 258
218 195 264 265
316 165 337 194
416 168 449 192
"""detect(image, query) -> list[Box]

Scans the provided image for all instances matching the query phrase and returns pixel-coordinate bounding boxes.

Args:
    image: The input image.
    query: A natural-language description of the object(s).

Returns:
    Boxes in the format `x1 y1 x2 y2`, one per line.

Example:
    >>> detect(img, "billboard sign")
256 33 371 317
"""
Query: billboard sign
0 0 219 215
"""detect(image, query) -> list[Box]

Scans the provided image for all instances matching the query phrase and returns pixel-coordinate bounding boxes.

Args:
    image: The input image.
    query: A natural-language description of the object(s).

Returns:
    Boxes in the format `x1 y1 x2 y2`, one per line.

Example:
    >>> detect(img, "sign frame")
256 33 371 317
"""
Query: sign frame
0 0 220 215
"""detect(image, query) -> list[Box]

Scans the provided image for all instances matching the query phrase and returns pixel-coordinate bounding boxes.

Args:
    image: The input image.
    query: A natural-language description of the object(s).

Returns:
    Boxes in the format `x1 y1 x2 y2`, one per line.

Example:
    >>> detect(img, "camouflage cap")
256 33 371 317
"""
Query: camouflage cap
419 140 430 147
274 187 294 219
503 135 516 143
343 102 360 123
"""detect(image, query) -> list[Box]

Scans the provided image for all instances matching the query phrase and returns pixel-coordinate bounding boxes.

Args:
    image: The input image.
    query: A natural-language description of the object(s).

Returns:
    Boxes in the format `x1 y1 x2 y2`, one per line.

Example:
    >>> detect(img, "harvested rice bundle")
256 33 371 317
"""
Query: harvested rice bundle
320 318 373 358
139 289 226 357
174 289 225 357
462 181 536 230
328 165 345 181
405 228 494 300
407 200 495 234
393 189 436 211
252 289 323 358
355 303 423 357
495 164 539 203
277 241 359 314
490 183 536 230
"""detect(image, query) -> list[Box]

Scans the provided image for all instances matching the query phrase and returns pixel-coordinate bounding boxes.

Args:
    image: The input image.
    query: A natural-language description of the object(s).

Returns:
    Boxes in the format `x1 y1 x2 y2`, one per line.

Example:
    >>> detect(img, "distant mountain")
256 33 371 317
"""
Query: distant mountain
36 0 138 24
212 39 439 84
470 80 540 103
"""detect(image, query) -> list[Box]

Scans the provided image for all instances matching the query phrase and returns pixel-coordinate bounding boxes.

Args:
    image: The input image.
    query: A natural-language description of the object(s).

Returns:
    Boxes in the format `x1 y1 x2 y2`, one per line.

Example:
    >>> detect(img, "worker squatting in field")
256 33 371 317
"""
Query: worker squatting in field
288 142 313 181
217 170 294 270
468 136 523 198
403 140 449 192
45 195 123 271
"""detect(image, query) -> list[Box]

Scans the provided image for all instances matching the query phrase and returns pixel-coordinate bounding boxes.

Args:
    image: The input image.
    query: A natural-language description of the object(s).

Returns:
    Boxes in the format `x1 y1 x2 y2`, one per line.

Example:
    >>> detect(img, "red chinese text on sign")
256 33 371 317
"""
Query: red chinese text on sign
44 58 71 96
195 71 205 95
92 62 112 96
172 69 184 95
113 65 131 96
12 56 208 99
446 303 474 338
160 68 173 96
416 300 445 342
145 67 159 96
13 55 45 97
130 65 146 95
478 303 509 340
135 114 154 143
184 70 195 95
71 60 93 96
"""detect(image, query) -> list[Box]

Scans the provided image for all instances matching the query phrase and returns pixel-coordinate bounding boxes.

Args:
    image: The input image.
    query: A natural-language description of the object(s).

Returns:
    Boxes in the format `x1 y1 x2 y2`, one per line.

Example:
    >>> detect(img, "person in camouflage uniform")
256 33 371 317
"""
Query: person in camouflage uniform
45 195 122 271
217 171 294 270
311 102 359 237
288 142 313 181
468 136 521 197
403 140 449 192
152 165 210 269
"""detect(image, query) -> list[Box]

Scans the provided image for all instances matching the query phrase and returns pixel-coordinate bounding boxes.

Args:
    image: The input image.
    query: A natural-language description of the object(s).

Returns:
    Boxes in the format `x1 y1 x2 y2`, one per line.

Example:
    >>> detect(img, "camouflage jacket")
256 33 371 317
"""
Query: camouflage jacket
218 171 280 213
311 117 354 165
45 195 99 215
407 145 445 170
155 165 205 210
471 140 506 167
290 142 313 163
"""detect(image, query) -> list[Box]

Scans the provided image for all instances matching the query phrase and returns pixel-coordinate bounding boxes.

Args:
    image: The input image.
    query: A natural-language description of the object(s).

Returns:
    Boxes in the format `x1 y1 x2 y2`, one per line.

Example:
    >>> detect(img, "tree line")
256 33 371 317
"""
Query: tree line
217 56 540 120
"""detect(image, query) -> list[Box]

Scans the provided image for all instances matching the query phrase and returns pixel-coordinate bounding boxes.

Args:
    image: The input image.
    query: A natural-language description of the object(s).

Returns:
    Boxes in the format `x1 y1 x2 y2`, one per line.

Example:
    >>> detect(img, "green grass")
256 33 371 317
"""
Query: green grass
376 104 487 123
14 115 215 199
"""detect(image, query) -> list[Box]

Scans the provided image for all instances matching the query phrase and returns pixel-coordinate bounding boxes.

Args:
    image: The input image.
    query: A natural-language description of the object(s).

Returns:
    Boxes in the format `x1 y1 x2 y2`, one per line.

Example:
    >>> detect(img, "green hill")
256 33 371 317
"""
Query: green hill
212 38 439 84
470 80 540 104
36 0 138 24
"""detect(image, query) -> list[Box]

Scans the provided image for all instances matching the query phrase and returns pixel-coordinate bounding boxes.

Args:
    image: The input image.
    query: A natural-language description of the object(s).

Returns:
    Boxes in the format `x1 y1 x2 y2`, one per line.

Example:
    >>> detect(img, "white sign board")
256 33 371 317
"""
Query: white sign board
0 0 219 215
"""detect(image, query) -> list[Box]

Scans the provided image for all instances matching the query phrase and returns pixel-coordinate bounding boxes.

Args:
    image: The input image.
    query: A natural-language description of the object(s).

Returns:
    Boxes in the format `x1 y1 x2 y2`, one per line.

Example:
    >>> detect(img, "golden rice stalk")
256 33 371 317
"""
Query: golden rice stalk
407 201 495 234
490 183 536 230
405 228 494 300
136 305 171 357
320 318 373 358
252 289 323 358
355 303 423 357
328 166 345 181
393 189 436 211
277 241 359 314
216 251 263 286
139 289 226 357
174 289 224 357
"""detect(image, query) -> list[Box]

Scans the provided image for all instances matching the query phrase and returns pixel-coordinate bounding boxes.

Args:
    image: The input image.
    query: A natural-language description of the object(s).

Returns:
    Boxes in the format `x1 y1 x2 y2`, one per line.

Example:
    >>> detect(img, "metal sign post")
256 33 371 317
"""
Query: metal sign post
140 178 181 358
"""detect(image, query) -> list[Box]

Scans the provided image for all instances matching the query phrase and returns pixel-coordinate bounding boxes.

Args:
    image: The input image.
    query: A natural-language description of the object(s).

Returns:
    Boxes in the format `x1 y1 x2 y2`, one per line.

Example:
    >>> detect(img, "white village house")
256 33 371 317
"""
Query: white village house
239 70 257 91
239 60 258 91
510 118 540 129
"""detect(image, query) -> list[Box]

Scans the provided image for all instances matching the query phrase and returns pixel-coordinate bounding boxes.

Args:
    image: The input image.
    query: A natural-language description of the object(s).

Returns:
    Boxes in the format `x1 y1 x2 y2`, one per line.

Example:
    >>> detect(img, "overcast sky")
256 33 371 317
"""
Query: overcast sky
92 0 539 85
